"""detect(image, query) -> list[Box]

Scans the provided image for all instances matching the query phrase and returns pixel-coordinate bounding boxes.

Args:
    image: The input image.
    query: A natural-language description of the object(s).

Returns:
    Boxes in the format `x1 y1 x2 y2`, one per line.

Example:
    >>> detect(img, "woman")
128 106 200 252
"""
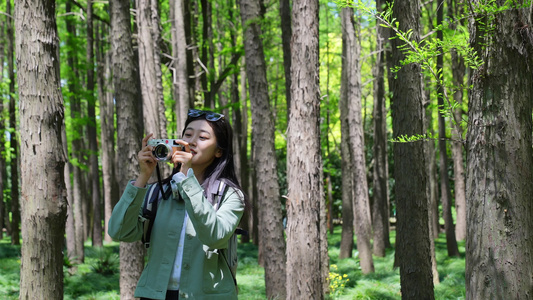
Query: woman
108 109 246 300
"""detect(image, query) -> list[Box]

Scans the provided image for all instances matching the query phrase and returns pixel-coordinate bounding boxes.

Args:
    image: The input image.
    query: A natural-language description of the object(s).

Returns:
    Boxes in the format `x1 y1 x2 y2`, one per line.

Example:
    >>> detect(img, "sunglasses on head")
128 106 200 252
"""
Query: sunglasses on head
188 109 225 122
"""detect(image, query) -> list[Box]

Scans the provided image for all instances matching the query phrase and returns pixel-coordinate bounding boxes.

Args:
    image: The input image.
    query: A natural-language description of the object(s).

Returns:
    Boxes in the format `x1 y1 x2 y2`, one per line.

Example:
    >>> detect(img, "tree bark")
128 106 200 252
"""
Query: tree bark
138 0 166 138
466 2 533 298
170 0 191 132
341 7 374 274
339 39 354 259
110 0 146 297
0 12 5 241
240 0 286 297
390 0 435 298
7 0 20 246
86 0 103 248
286 0 328 298
372 0 392 257
436 0 460 257
279 0 292 123
448 0 466 242
15 0 68 297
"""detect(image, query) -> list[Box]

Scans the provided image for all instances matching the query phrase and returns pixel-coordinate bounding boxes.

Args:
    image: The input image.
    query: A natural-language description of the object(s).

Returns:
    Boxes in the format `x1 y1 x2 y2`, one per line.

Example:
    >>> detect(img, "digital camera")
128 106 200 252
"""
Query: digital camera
147 139 183 161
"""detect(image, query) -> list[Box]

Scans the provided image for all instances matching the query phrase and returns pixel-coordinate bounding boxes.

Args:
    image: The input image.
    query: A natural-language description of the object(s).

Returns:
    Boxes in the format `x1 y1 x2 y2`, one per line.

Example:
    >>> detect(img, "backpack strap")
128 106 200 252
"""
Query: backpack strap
140 182 171 248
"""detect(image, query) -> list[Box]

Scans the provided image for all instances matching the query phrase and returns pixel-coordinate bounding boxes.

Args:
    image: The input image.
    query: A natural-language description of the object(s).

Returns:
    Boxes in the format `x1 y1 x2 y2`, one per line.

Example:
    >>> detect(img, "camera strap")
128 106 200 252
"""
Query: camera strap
156 163 168 200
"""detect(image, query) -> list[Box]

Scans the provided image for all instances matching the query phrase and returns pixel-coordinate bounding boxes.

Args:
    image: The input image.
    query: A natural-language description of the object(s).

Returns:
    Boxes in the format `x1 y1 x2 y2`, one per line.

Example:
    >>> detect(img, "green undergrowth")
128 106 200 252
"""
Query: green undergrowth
0 227 464 299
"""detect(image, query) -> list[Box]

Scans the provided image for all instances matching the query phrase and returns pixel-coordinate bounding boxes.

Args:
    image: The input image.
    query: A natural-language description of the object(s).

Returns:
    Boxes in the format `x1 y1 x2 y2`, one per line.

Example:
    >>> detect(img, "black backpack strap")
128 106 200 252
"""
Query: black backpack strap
141 182 171 248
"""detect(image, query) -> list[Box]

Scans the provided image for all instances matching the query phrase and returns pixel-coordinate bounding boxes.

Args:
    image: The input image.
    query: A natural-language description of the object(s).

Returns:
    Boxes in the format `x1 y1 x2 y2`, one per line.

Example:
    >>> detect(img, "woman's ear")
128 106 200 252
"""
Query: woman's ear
215 148 223 158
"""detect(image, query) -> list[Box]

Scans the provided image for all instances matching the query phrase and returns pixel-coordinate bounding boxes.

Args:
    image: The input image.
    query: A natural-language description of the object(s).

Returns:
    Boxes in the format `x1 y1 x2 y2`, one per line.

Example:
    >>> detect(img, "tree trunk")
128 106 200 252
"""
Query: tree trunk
170 0 191 132
138 0 167 138
0 15 5 241
372 0 391 257
339 40 354 259
286 0 327 298
86 0 103 248
96 26 120 243
110 0 146 297
448 0 466 242
7 0 20 246
15 0 68 297
466 2 533 298
341 7 375 274
240 0 286 297
65 0 85 262
436 0 460 257
279 0 292 123
390 0 435 298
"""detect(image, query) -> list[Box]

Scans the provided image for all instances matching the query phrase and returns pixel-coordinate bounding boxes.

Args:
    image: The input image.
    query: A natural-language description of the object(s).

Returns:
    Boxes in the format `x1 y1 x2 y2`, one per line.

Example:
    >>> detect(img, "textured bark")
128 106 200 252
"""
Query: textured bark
240 0 286 297
65 0 85 262
466 2 533 298
138 0 166 137
279 0 292 123
170 0 191 132
436 0 460 257
448 0 467 242
86 0 103 248
15 0 68 297
286 0 327 298
390 0 435 298
7 0 20 246
110 0 146 297
96 28 120 243
341 7 374 274
372 0 392 257
339 40 354 259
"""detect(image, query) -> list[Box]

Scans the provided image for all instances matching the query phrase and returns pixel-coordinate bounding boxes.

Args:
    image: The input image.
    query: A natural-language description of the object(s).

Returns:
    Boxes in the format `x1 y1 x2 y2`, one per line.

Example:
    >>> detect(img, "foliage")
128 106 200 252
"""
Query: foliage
88 247 119 275
328 264 350 298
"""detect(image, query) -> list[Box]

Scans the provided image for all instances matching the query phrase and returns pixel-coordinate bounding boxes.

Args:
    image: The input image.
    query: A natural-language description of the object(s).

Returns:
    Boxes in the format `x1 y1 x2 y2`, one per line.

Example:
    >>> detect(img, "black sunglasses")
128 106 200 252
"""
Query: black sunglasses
188 109 225 122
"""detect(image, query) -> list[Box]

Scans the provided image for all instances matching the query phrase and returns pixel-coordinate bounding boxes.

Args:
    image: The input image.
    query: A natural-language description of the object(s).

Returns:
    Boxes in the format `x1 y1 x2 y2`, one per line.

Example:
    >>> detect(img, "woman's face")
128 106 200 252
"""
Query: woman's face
182 120 222 172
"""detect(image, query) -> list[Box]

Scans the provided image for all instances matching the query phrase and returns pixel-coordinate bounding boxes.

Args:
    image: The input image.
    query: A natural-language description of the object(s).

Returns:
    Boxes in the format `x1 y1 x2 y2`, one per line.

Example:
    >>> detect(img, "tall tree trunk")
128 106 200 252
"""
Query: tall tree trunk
436 0 460 257
138 0 167 138
390 0 435 298
426 106 440 239
96 26 119 243
448 0 466 242
170 0 191 132
372 0 392 257
7 0 20 246
240 0 286 297
86 0 103 248
110 0 146 298
65 0 85 262
341 7 374 274
286 0 328 297
15 0 68 297
466 2 533 298
279 0 292 123
339 39 354 259
0 16 5 241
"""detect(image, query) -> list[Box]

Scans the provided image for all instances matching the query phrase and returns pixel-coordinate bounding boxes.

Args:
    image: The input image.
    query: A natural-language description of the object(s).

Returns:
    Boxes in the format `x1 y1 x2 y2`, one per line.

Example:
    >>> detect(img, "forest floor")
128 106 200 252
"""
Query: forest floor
0 227 465 299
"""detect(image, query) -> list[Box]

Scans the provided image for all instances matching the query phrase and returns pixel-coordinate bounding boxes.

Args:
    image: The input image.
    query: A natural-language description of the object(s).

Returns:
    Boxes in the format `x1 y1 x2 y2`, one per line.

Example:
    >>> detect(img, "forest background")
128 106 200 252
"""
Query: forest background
1 0 532 299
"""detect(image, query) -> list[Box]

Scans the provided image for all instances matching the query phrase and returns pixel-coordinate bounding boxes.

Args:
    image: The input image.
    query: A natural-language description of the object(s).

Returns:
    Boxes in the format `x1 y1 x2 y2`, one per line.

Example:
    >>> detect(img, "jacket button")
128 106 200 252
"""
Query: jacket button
184 185 191 192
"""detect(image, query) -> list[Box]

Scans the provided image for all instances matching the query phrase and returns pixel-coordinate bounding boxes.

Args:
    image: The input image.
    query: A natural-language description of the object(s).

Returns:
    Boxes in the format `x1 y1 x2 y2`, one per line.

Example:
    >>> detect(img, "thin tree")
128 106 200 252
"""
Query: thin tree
341 6 374 274
372 0 391 257
0 15 5 241
436 0 459 257
86 0 103 247
240 0 286 297
390 0 435 298
16 0 68 297
7 0 20 246
286 0 328 298
466 1 533 298
170 0 191 131
109 0 145 298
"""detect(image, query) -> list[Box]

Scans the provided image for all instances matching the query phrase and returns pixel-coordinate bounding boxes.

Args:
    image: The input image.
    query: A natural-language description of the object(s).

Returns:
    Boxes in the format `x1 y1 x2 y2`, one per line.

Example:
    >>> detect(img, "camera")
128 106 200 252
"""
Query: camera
147 139 183 161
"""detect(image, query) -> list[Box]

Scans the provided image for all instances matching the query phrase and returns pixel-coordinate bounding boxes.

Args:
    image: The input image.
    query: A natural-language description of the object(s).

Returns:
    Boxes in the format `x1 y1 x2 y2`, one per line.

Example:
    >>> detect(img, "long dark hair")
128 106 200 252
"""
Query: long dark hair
163 111 247 207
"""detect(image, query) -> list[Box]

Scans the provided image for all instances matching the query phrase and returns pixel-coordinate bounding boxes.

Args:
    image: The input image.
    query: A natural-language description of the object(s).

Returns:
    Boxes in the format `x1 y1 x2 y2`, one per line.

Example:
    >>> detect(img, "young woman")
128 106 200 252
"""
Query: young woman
108 109 245 300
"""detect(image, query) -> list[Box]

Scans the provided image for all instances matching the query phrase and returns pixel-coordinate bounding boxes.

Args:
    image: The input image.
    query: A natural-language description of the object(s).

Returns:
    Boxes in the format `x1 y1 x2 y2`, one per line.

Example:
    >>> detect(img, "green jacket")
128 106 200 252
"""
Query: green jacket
108 175 244 299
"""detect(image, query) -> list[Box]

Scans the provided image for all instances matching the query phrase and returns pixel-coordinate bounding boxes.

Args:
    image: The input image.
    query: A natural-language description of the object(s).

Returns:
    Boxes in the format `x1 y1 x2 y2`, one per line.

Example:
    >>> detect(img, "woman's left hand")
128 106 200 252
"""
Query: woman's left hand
172 140 193 174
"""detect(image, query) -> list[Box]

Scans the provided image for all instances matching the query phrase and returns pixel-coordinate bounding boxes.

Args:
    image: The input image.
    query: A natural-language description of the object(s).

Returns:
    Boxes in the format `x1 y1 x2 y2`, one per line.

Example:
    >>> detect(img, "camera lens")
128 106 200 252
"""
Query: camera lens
153 144 171 161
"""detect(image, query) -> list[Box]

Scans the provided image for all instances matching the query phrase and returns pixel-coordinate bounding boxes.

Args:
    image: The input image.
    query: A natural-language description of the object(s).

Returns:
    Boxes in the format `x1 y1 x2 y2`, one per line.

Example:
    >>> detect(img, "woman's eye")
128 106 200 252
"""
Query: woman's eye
199 136 208 140
183 133 192 138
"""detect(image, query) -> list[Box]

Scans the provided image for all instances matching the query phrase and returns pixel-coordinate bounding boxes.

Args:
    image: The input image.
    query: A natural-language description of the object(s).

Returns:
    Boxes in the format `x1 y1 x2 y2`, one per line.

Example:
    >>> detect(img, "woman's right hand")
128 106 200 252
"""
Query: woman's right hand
134 134 157 187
